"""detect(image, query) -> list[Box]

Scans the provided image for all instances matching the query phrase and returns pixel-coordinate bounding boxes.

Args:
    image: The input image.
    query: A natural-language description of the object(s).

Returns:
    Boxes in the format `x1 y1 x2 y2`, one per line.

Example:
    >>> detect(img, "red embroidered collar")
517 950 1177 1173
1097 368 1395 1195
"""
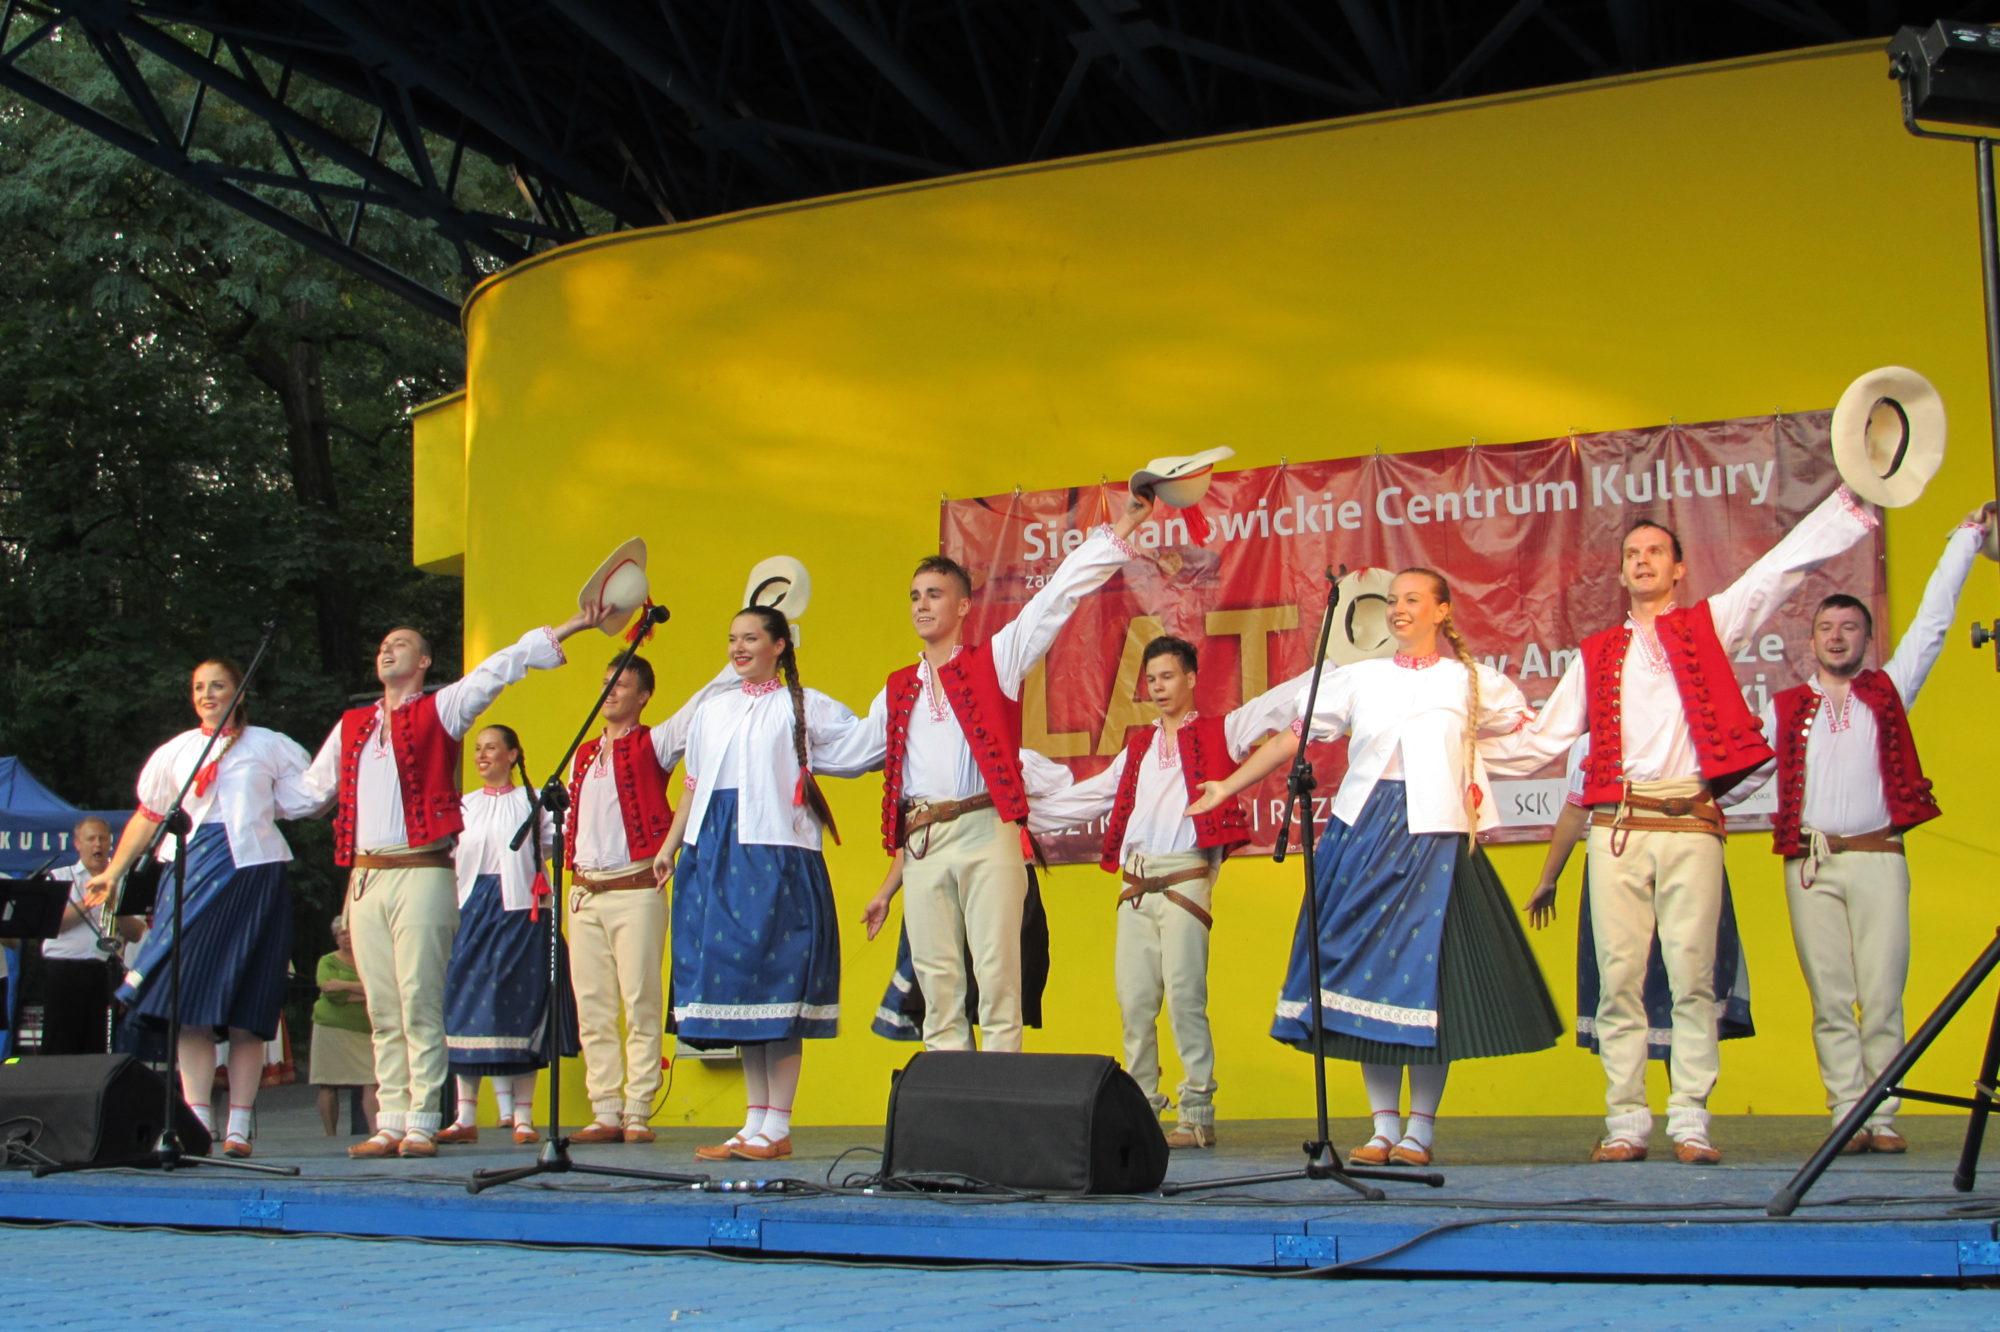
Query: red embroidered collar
478 784 518 796
741 677 784 697
1393 652 1441 670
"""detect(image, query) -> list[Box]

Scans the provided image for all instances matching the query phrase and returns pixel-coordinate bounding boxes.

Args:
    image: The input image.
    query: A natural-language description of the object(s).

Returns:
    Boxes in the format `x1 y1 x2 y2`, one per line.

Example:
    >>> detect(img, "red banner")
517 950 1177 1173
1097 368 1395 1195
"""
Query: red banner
942 413 1885 863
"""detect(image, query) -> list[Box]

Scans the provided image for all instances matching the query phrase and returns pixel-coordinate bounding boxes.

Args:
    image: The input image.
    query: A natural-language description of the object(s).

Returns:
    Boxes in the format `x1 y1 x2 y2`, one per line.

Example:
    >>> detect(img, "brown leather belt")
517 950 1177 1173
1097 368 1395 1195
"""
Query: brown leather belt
901 791 995 836
1118 866 1214 929
1792 828 1905 858
1590 790 1724 838
574 868 658 893
351 851 454 871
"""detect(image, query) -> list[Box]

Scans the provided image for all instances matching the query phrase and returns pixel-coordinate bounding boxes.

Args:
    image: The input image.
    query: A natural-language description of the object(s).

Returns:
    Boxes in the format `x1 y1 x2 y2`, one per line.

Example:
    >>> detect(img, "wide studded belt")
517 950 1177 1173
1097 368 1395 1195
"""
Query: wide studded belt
1590 789 1723 853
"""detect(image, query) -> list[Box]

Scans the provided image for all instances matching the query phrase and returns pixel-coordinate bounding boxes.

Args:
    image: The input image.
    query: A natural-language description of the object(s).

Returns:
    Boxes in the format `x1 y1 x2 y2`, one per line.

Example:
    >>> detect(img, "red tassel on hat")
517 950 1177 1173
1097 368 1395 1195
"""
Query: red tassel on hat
1186 500 1215 546
529 870 550 922
623 598 658 647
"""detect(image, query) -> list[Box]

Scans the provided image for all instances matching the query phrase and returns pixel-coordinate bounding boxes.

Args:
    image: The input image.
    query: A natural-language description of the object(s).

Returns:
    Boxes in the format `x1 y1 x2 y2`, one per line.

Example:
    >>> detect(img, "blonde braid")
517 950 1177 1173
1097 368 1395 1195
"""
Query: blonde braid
779 635 839 838
1438 612 1482 849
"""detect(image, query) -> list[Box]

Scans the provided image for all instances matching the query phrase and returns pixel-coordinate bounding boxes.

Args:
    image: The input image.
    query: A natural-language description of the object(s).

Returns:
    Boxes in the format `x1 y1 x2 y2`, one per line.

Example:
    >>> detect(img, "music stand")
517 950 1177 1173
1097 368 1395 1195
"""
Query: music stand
1 870 67 1058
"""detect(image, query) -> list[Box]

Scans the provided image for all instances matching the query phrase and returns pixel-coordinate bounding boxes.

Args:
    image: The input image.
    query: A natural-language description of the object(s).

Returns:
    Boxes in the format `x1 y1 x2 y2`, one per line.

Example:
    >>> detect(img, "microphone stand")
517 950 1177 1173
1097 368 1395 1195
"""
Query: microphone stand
470 604 700 1192
37 619 298 1178
1165 568 1438 1199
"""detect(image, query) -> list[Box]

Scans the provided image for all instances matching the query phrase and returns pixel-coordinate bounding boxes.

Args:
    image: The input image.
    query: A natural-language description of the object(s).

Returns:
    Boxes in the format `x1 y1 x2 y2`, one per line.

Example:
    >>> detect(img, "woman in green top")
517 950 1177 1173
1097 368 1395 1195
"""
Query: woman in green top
311 916 377 1135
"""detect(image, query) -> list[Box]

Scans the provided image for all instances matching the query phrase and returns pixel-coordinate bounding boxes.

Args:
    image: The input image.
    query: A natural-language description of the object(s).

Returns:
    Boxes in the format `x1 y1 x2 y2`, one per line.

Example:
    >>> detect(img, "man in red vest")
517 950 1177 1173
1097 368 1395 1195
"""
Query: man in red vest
866 493 1154 1052
1030 636 1304 1146
304 609 611 1159
1729 506 1989 1154
1507 485 1877 1164
564 654 727 1144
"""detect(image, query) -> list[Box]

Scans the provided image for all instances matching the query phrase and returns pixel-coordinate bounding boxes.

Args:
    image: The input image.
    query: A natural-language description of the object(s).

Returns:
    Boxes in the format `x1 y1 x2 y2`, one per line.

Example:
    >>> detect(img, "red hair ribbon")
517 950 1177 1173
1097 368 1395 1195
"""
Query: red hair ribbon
623 598 658 646
193 761 221 797
529 870 551 922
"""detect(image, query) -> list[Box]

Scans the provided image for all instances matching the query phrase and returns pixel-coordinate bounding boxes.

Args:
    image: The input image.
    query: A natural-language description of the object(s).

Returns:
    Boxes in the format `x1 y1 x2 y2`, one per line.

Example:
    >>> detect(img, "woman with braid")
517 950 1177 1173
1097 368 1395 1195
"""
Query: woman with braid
437 724 576 1146
653 605 880 1162
1189 569 1561 1166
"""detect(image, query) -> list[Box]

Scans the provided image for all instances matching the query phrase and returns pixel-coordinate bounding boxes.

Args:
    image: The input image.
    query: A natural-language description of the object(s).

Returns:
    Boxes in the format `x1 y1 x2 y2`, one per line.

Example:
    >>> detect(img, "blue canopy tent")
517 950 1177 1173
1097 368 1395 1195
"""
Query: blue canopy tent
1 757 131 1056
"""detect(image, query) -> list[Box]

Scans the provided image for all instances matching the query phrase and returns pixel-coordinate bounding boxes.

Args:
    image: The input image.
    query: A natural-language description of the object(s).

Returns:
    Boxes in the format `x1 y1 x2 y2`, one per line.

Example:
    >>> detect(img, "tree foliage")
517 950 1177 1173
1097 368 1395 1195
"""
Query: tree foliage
0 31 471 939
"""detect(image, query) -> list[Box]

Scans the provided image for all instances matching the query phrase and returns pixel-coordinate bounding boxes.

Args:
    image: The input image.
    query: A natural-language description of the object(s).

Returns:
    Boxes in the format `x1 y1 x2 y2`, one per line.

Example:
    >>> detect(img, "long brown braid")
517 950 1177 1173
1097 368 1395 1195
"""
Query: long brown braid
1398 568 1482 847
739 606 839 841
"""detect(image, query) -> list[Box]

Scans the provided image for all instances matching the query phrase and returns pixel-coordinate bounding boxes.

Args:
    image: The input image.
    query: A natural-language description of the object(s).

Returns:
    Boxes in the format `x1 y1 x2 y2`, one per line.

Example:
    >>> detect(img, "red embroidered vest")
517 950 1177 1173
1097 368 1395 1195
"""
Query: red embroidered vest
565 725 676 868
332 695 462 867
1768 671 1940 856
1576 600 1773 805
1098 714 1251 871
879 644 1028 851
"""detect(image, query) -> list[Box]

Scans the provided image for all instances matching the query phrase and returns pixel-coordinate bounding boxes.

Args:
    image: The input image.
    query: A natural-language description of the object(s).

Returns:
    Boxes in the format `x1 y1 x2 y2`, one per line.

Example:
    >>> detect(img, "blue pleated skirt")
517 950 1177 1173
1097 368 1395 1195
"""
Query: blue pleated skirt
445 874 580 1075
123 824 292 1041
1271 780 1561 1063
670 790 839 1044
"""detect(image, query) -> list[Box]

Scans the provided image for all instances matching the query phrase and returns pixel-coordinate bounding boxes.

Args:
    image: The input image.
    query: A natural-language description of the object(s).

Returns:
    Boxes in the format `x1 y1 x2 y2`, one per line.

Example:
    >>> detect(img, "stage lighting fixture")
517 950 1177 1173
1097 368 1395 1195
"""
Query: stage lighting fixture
1889 21 2000 130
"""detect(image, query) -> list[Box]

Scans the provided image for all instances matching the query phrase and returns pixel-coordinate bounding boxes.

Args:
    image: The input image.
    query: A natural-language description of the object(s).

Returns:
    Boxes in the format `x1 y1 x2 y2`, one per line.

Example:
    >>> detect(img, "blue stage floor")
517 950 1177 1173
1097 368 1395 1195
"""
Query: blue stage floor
4 1100 1997 1285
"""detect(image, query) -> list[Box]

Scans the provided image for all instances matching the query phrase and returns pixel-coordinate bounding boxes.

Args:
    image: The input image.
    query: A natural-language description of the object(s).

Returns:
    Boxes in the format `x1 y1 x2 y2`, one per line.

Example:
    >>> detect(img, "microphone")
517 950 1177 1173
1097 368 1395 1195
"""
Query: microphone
647 604 671 624
263 616 283 632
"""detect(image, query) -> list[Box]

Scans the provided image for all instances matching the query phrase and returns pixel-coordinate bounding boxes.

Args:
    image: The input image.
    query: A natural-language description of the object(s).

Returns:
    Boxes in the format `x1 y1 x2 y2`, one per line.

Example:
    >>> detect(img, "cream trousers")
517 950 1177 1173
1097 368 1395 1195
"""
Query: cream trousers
1114 849 1218 1126
1785 847 1910 1127
346 843 458 1134
568 867 669 1123
1586 780 1722 1145
902 805 1026 1051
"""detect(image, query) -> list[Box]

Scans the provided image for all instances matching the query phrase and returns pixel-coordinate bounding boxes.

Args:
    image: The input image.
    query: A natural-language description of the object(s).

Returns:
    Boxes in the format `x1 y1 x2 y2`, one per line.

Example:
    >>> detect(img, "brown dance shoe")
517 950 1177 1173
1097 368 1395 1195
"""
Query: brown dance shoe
513 1124 541 1145
398 1131 438 1158
1347 1135 1394 1167
1867 1127 1909 1154
1837 1129 1871 1155
1672 1138 1722 1165
730 1135 792 1162
1589 1137 1648 1163
1388 1139 1431 1167
1163 1124 1216 1149
348 1131 404 1160
221 1133 253 1160
694 1136 747 1162
622 1123 658 1145
569 1122 626 1144
434 1123 479 1145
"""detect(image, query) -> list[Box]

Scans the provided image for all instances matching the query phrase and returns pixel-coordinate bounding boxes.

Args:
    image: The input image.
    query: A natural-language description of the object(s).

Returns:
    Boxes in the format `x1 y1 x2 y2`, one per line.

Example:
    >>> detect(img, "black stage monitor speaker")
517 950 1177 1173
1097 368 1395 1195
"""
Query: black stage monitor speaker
881 1051 1168 1194
0 1054 212 1166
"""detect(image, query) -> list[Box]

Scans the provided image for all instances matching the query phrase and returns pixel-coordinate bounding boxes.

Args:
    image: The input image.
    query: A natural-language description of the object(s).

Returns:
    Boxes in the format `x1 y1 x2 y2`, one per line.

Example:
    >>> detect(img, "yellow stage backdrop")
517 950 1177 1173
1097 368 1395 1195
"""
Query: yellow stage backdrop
415 42 2000 1129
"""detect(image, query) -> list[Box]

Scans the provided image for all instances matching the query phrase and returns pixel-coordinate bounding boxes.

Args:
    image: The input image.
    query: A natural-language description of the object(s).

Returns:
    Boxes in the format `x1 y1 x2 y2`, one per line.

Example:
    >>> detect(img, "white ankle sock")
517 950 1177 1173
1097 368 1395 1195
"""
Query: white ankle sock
759 1106 793 1142
188 1101 214 1134
454 1097 477 1127
1403 1112 1436 1150
738 1105 769 1140
226 1105 253 1141
494 1084 515 1122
